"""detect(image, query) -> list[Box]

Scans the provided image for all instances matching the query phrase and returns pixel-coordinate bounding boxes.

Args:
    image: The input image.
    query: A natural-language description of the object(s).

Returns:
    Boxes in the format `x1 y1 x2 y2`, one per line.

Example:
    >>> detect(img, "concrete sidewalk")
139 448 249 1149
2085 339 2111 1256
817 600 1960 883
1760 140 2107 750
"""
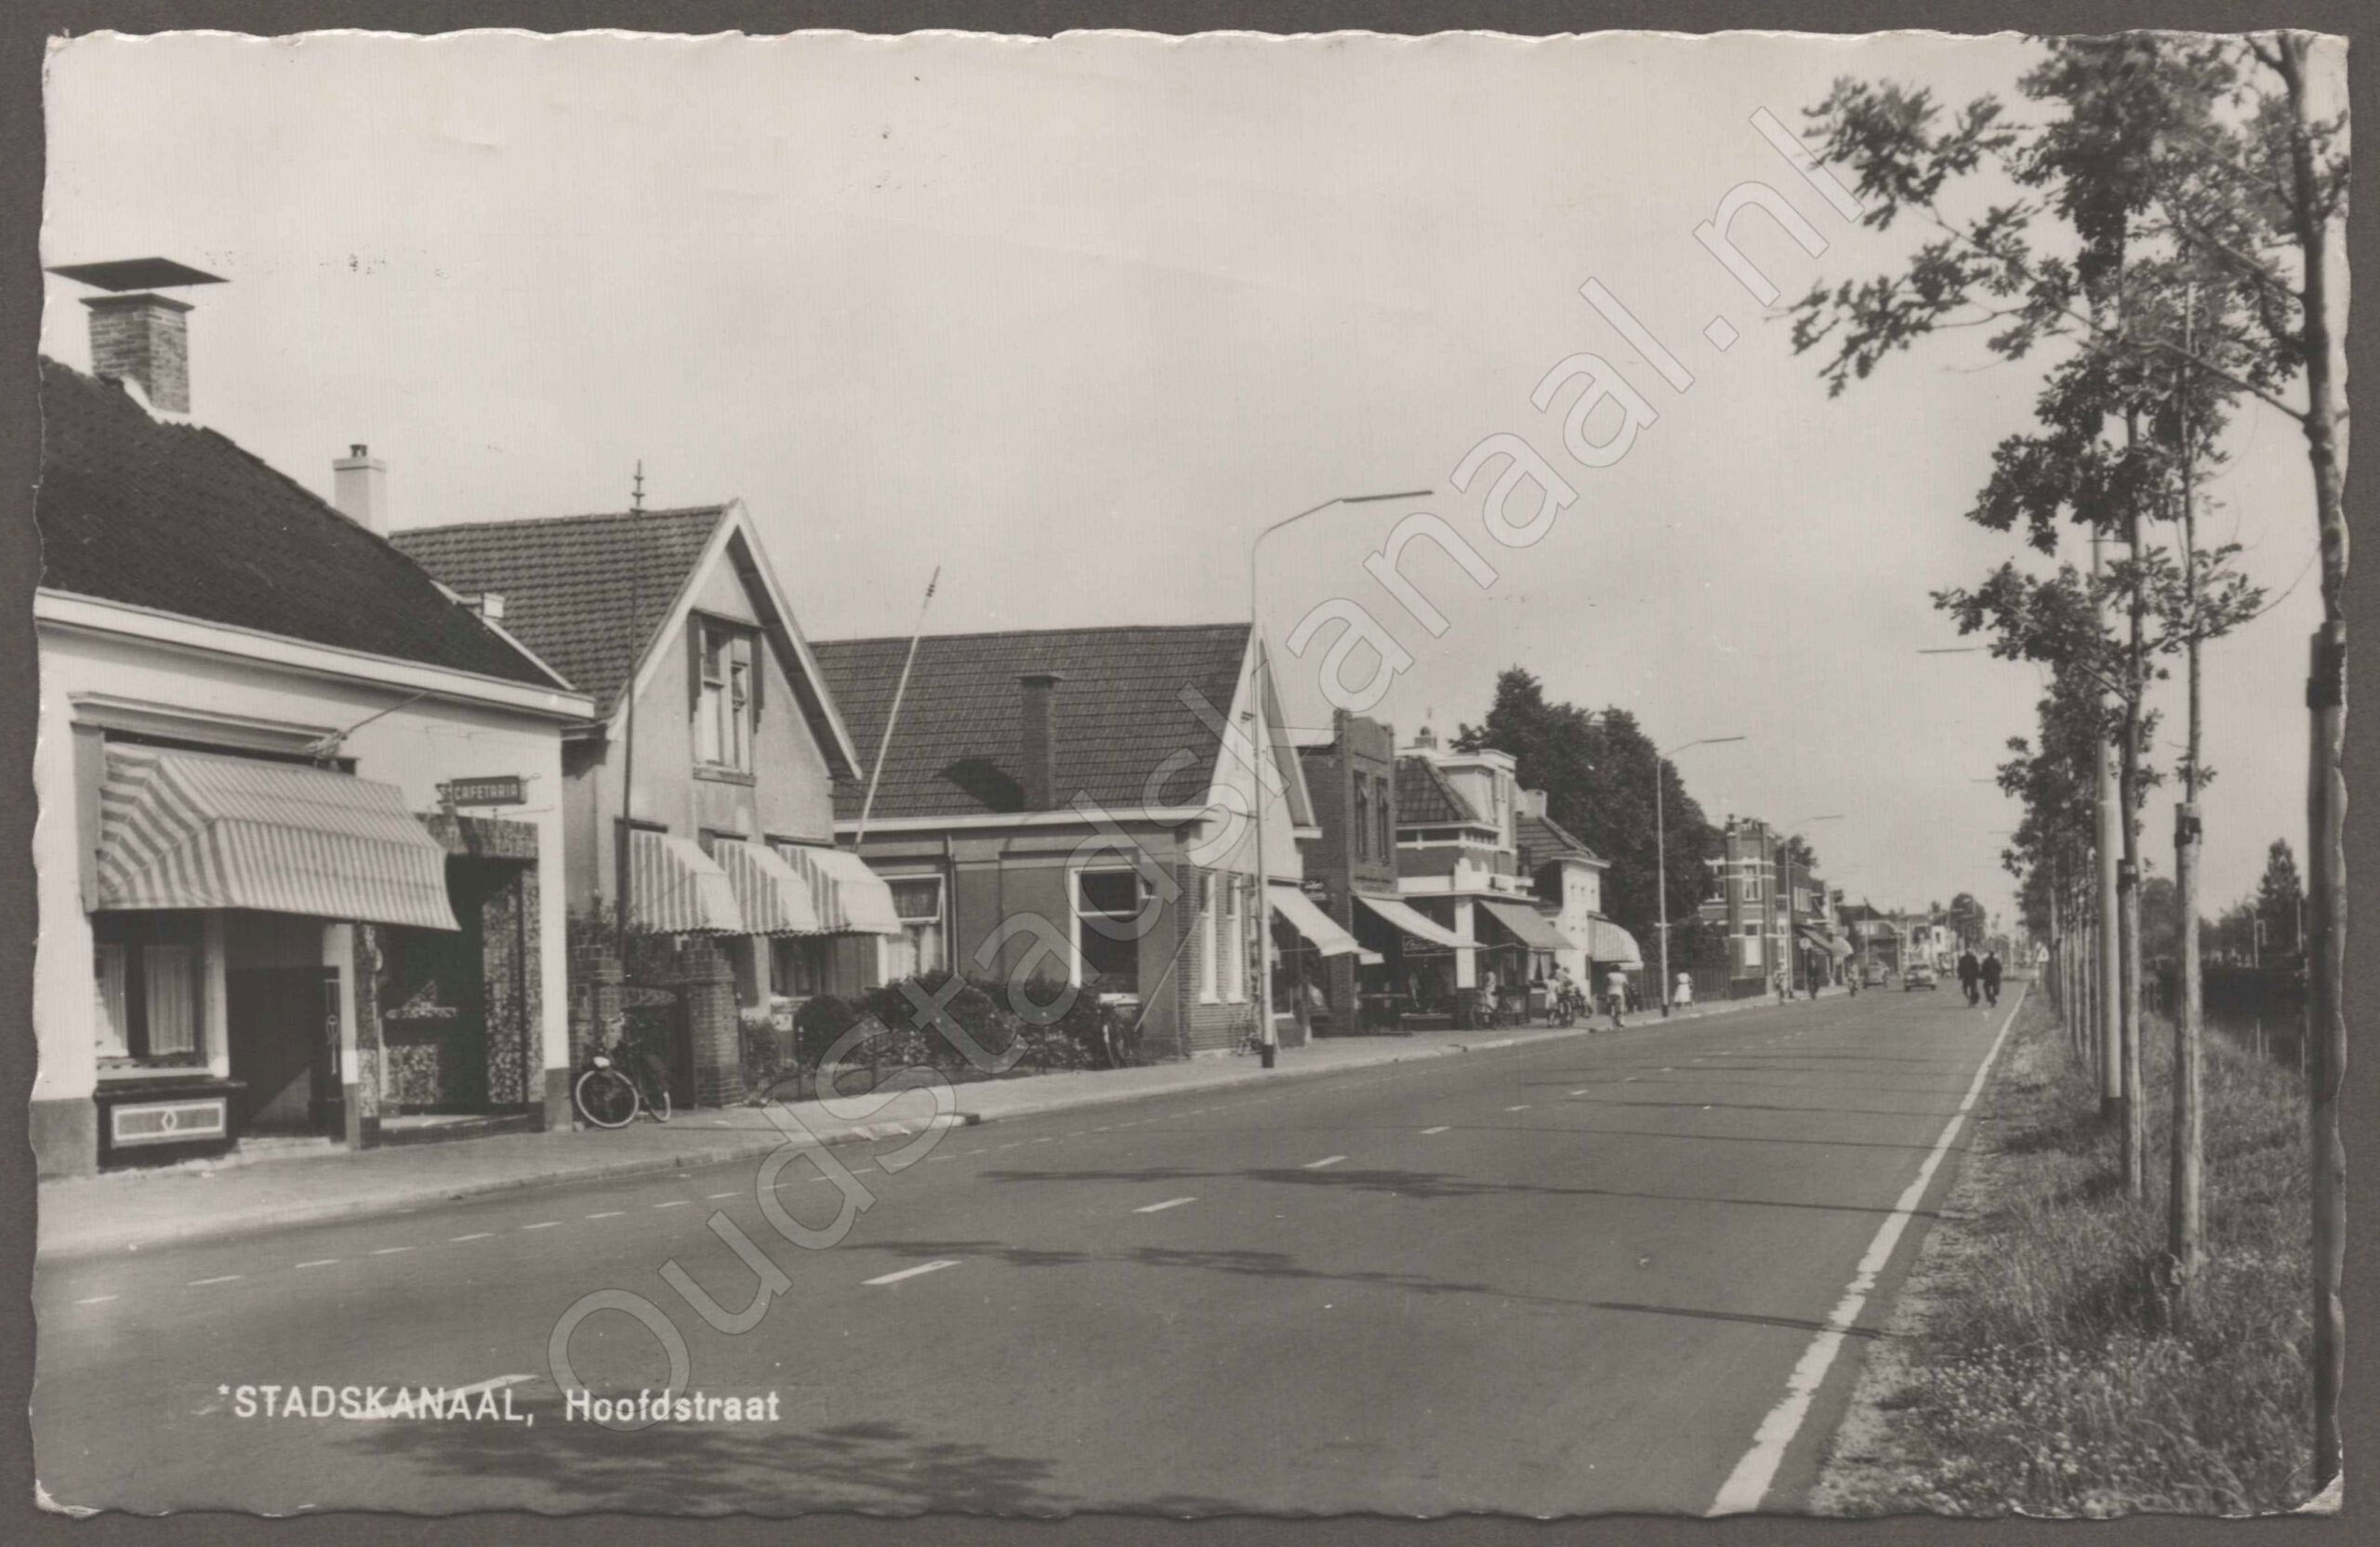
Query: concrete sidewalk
35 991 1794 1262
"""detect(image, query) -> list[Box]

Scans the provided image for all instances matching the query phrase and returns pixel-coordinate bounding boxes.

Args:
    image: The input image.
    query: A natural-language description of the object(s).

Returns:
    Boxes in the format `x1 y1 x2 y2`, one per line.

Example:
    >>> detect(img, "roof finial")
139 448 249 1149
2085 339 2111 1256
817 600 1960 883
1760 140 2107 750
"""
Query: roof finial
631 459 646 514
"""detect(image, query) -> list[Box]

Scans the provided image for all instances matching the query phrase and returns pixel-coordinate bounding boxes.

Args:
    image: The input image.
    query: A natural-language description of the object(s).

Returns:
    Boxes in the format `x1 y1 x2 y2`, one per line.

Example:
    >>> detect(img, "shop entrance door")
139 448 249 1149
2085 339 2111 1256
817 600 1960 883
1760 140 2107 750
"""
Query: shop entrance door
228 967 338 1135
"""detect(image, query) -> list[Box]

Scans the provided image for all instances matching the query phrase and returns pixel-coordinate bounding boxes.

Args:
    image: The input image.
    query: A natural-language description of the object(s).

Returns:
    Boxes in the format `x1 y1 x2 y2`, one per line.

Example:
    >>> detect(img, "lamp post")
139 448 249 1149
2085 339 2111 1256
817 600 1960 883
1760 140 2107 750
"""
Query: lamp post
1779 813 1842 997
1247 488 1432 1066
1655 734 1745 1014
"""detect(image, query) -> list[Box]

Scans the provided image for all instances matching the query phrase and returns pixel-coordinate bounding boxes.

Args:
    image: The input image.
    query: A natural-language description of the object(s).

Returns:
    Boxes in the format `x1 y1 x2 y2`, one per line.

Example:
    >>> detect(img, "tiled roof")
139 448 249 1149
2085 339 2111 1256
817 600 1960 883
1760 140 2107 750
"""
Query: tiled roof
1517 810 1604 869
1395 756 1484 827
34 359 562 689
810 624 1252 821
392 507 726 716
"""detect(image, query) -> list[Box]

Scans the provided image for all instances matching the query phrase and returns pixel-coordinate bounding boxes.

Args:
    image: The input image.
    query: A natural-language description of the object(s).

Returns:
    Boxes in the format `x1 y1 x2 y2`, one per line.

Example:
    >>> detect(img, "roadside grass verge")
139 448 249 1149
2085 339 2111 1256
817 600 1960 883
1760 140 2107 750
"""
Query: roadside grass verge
1818 987 2313 1516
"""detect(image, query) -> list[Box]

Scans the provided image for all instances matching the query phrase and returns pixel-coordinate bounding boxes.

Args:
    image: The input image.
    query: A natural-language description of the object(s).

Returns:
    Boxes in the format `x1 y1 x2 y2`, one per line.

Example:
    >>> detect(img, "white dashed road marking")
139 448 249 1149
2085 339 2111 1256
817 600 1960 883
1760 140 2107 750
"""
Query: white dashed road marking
1133 1197 1197 1214
706 1192 740 1200
585 1211 624 1220
450 1233 494 1243
1505 1104 1530 1112
1421 1126 1450 1135
371 1246 413 1256
652 1199 690 1209
522 1222 560 1231
187 1274 245 1287
74 1294 119 1305
864 1259 961 1287
1303 1155 1346 1170
294 1259 339 1270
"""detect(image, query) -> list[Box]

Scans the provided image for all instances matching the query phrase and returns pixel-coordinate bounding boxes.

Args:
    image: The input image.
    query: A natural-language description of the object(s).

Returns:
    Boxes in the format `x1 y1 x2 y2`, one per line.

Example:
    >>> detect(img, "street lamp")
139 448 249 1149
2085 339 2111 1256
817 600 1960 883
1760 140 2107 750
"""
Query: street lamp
1655 734 1746 1014
1780 813 1842 997
1247 488 1433 1067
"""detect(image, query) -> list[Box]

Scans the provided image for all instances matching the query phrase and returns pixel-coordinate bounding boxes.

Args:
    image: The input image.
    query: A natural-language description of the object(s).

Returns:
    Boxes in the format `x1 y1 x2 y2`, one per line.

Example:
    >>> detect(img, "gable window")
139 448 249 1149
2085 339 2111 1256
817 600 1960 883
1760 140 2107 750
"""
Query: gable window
1075 869 1144 993
93 912 205 1066
882 877 947 979
694 618 758 773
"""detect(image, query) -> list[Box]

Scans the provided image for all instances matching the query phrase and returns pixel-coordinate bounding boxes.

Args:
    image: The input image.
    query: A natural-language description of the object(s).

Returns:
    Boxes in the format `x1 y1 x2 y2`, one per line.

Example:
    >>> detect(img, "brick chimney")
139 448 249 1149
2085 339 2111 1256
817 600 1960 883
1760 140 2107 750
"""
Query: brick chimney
48 258 225 416
333 443 389 534
1019 671 1065 811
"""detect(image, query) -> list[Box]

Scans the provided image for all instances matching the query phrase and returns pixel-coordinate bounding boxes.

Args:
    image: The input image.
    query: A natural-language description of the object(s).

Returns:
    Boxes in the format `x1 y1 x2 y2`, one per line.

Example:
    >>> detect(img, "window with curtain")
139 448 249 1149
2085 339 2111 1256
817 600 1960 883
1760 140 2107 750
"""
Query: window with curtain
883 877 946 979
773 936 831 998
90 912 205 1065
694 619 758 773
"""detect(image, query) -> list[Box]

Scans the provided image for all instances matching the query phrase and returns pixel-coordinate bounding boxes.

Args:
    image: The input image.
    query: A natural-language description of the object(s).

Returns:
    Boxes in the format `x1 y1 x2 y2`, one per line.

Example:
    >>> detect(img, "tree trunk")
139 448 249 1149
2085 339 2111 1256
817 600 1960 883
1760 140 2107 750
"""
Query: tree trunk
2272 31 2347 1490
2118 421 2149 1202
2093 538 2124 1125
2168 298 2203 1317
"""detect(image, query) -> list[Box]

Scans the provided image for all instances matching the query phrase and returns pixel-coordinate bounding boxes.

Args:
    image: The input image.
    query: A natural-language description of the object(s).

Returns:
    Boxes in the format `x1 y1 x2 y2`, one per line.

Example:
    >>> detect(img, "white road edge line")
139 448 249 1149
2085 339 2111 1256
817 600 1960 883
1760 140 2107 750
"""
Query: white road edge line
1708 985 2028 1516
1303 1155 1347 1170
1133 1197 1197 1214
863 1259 961 1287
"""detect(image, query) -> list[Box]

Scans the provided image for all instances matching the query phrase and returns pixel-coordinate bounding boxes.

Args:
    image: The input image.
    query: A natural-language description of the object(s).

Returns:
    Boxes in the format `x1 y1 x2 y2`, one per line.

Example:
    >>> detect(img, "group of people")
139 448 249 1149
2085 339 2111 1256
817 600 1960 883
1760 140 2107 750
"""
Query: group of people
1955 946 2004 1007
1543 963 1639 1029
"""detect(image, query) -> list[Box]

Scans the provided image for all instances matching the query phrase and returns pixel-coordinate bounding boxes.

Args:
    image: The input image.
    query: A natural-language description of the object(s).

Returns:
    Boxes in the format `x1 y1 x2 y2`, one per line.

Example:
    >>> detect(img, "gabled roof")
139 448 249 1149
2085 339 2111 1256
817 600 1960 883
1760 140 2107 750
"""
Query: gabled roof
391 506 726 717
1517 810 1605 870
1395 756 1486 828
34 359 563 689
394 503 861 778
811 623 1254 822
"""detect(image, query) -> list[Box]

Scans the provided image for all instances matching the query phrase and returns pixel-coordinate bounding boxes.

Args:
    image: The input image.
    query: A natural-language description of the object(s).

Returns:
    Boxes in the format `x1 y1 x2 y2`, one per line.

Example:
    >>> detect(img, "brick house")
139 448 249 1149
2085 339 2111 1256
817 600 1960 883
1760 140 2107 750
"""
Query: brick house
394 502 900 1106
1392 732 1570 1000
811 623 1345 1060
31 265 592 1175
1292 711 1397 1033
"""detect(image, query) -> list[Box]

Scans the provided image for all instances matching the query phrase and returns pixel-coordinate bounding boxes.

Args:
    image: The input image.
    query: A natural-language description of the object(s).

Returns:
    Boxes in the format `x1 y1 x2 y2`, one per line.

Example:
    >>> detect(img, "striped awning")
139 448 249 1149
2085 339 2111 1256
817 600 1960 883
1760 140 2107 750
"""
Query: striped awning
1354 892 1465 952
96 746 457 931
1268 883 1381 963
774 843 904 935
713 840 825 935
1588 916 1646 969
1478 897 1573 954
628 830 747 934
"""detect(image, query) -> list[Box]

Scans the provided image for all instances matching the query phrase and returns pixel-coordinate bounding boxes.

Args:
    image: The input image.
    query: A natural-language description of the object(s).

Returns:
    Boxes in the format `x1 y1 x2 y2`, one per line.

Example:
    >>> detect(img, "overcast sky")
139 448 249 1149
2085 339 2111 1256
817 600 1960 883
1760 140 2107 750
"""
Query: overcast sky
41 29 2339 924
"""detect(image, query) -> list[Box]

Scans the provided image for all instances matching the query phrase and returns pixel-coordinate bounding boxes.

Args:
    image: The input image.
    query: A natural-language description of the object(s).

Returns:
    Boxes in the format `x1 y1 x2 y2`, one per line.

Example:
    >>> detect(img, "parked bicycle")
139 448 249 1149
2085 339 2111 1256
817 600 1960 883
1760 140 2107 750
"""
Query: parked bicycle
574 1033 674 1129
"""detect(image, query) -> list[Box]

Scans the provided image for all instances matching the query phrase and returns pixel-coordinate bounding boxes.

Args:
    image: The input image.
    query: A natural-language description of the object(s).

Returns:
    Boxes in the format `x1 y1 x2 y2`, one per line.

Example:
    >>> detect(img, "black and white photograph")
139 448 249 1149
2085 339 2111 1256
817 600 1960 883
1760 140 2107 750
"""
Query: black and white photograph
9 15 2359 1523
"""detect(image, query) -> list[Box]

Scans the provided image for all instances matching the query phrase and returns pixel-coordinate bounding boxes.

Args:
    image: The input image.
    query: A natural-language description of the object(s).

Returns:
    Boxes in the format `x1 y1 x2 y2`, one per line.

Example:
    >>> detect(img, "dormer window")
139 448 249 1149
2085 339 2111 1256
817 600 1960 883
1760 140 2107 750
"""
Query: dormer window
694 617 758 773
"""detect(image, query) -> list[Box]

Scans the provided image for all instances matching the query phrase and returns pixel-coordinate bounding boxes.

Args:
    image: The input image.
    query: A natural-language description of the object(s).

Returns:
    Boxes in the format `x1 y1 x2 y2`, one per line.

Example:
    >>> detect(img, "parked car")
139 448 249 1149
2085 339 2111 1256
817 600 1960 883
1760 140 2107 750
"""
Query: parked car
1904 960 1939 991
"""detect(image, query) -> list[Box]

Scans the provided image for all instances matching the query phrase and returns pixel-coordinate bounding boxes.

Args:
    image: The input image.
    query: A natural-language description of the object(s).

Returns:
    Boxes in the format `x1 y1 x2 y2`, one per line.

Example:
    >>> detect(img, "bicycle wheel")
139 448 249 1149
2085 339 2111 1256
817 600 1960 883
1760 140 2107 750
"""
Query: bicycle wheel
575 1065 640 1130
644 1082 672 1123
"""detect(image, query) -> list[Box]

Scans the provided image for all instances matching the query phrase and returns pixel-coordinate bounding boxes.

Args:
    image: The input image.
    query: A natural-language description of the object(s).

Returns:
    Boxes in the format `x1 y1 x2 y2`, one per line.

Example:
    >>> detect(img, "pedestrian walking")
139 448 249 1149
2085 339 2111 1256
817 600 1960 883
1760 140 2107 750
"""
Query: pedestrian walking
1673 971 1694 1010
1957 947 1981 1007
1605 967 1628 1030
1980 948 2003 1008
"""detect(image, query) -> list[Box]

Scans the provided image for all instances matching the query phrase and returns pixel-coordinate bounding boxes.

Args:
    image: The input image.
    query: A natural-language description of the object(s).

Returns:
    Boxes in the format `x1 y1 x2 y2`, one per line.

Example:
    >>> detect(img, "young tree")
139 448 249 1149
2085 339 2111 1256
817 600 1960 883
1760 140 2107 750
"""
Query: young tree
2254 839 2306 960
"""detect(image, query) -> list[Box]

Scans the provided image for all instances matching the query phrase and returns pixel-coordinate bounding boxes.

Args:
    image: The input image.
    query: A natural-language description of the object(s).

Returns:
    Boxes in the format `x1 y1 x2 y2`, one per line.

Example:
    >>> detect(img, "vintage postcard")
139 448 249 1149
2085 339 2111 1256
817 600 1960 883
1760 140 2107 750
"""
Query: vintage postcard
24 24 2348 1518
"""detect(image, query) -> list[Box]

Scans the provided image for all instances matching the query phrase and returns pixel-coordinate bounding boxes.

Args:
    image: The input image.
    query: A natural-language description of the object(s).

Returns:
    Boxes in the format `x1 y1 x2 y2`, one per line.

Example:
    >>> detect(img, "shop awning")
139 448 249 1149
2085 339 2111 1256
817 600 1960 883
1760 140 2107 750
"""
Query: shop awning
1477 897 1573 954
1353 892 1465 951
1588 917 1646 968
1800 926 1855 959
774 843 905 935
96 746 458 931
713 840 826 934
1269 884 1382 964
629 830 747 933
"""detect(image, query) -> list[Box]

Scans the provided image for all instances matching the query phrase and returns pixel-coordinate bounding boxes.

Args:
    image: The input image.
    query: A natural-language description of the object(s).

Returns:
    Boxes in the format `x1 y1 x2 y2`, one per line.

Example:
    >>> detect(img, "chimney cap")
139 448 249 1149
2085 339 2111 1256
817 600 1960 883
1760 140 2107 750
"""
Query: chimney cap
47 258 226 292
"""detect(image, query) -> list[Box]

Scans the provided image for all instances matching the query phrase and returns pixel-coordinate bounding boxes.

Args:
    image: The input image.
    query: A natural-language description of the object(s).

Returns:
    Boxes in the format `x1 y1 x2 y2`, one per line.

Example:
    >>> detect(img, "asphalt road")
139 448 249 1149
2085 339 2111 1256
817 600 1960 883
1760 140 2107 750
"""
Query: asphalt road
35 984 2019 1516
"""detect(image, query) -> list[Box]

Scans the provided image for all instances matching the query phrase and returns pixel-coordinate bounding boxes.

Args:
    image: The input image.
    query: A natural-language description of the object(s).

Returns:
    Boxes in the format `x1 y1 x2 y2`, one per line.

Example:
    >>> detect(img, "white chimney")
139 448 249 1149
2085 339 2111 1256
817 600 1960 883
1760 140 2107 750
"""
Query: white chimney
478 593 507 622
333 443 388 535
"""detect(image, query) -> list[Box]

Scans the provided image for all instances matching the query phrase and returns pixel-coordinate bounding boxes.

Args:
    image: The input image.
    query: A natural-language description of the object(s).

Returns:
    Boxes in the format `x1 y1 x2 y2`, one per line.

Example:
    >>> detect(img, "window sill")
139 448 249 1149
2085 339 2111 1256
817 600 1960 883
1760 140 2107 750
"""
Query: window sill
693 765 757 787
97 1062 211 1082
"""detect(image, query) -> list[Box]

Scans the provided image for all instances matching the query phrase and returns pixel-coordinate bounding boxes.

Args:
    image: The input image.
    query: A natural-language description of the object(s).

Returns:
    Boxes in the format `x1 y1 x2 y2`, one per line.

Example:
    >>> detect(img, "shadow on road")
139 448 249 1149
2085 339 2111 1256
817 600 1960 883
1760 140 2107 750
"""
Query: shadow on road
353 1408 1077 1515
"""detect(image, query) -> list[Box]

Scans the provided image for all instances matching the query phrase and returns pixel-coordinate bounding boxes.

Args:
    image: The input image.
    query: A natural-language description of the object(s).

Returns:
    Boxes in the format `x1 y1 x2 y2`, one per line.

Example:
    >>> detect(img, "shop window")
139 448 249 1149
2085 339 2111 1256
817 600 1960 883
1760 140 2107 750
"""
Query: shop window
773 936 832 998
92 912 205 1065
1076 869 1144 992
883 877 946 979
694 619 758 773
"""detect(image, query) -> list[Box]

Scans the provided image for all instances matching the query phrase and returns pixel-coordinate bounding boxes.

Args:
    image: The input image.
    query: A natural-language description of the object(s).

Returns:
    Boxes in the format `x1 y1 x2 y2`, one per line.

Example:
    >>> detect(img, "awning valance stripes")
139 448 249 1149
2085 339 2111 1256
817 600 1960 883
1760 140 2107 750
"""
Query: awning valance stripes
629 830 747 934
713 840 825 935
97 746 458 932
1587 917 1646 969
1268 884 1380 963
1477 897 1573 954
1353 892 1465 952
774 843 905 935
